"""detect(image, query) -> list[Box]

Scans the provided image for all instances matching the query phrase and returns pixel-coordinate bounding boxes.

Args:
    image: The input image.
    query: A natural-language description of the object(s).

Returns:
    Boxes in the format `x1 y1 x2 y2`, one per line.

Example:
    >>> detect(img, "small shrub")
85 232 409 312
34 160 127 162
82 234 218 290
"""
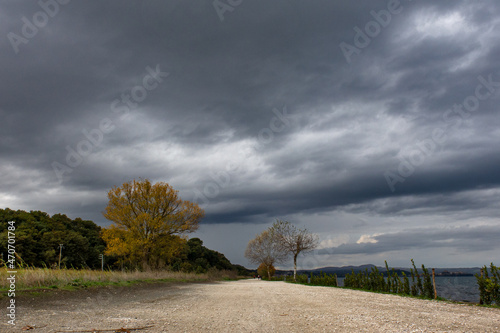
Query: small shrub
402 272 410 295
421 264 434 298
257 263 275 279
411 259 424 295
310 272 338 287
476 263 500 305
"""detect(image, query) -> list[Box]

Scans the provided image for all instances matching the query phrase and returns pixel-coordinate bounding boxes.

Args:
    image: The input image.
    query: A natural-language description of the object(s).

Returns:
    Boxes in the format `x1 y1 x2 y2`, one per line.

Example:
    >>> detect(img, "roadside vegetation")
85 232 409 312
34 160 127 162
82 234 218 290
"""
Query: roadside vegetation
0 179 251 275
1 179 253 295
343 260 498 306
291 272 338 287
476 263 500 306
0 267 238 293
343 260 435 298
261 259 498 307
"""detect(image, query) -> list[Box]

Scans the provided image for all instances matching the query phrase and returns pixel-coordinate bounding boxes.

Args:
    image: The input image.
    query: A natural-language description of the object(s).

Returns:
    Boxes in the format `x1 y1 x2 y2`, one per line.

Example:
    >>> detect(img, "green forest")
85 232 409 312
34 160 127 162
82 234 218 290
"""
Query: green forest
0 208 246 275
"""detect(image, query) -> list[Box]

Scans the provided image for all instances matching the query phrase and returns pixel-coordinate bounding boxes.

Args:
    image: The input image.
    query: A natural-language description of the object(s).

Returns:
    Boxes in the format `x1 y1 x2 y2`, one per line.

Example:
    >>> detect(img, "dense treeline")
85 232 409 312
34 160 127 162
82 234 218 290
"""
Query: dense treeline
0 208 247 274
173 237 235 273
0 208 105 269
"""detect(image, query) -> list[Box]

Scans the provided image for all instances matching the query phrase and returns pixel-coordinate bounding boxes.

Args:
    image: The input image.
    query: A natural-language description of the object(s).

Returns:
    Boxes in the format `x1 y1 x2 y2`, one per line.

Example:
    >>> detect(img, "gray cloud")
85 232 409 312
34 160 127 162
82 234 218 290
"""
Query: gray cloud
1 0 499 267
318 224 500 255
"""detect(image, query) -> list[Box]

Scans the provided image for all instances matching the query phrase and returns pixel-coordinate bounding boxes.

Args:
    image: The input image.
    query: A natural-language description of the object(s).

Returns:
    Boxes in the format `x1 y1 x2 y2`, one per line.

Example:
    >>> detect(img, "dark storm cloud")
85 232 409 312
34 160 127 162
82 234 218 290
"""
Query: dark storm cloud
1 0 500 266
318 224 500 255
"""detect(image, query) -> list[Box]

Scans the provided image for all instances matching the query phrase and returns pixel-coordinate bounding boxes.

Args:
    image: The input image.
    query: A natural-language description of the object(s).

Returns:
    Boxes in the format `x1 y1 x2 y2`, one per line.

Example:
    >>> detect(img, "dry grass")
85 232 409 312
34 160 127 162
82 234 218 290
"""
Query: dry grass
0 267 237 291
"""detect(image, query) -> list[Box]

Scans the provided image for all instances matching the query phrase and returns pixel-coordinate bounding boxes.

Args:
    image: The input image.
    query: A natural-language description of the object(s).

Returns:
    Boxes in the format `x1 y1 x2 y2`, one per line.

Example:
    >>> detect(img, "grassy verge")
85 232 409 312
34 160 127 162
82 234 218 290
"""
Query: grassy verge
0 267 237 294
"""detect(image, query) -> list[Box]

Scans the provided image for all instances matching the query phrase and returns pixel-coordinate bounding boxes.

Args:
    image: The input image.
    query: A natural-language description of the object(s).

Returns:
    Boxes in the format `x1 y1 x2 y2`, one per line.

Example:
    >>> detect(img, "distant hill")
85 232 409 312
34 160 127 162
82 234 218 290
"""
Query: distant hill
275 265 482 277
275 264 388 277
307 264 387 277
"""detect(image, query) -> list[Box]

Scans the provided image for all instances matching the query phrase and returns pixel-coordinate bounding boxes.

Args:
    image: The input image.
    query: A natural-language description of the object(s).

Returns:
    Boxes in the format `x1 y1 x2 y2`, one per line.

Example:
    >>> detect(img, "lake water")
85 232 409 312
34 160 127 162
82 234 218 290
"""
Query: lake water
336 276 479 303
434 276 479 302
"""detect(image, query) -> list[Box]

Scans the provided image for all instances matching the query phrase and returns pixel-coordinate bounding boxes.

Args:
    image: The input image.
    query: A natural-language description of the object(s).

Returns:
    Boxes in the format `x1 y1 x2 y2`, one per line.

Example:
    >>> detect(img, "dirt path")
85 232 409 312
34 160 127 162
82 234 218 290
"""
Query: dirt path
3 279 500 332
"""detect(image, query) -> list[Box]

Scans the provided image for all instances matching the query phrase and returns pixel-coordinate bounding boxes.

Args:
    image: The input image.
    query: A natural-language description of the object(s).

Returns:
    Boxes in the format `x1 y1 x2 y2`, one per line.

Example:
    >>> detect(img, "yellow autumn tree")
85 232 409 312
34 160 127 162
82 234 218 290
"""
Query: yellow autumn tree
102 179 204 269
257 263 275 279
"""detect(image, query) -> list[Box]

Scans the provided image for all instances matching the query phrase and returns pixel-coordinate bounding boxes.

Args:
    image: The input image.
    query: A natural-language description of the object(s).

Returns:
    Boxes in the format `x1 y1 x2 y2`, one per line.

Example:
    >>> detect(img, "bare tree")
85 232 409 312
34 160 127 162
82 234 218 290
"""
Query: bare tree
245 229 288 280
272 220 319 281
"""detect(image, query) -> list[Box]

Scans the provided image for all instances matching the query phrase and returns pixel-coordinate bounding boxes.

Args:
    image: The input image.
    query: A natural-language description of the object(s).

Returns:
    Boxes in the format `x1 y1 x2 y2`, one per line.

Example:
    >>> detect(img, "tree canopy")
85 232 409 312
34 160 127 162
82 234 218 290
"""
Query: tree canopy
0 208 105 269
102 179 204 269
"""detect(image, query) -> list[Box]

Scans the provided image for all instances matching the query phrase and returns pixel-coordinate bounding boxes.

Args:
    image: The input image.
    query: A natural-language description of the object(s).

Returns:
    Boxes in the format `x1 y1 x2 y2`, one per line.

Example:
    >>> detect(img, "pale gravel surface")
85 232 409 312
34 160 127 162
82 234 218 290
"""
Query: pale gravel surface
3 279 500 332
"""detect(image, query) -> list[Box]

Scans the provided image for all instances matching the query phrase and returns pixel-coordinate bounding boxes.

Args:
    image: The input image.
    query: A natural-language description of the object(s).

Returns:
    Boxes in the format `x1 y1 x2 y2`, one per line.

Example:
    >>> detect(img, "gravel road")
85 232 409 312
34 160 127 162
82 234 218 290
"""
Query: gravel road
3 279 500 332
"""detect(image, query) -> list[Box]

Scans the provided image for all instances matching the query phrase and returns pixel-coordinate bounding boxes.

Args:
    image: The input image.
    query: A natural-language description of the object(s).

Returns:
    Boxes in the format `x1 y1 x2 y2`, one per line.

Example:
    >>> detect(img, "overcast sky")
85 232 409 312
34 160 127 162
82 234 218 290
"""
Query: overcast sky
2 0 500 269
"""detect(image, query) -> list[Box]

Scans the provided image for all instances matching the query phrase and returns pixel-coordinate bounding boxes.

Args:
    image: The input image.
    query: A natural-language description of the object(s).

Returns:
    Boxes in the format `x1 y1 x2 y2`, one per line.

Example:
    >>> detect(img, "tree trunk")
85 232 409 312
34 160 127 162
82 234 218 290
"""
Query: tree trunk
142 258 149 271
293 253 298 281
267 264 271 280
142 244 150 271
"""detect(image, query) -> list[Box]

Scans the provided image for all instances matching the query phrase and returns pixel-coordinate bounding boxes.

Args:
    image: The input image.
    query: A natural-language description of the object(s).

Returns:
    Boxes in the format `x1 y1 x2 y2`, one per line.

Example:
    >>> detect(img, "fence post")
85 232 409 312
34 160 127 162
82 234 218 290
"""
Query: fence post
432 268 437 299
99 254 104 271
